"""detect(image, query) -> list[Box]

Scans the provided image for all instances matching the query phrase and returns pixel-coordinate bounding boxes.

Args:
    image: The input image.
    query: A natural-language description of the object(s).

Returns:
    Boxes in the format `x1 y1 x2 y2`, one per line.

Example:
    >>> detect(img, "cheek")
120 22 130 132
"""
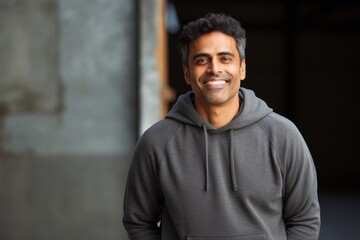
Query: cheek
228 66 242 80
235 67 245 80
191 69 206 82
188 65 214 84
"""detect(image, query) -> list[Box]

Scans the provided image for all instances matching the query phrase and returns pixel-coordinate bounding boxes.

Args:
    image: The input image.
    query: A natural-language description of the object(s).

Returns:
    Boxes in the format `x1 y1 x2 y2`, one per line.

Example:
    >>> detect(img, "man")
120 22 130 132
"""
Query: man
123 13 321 240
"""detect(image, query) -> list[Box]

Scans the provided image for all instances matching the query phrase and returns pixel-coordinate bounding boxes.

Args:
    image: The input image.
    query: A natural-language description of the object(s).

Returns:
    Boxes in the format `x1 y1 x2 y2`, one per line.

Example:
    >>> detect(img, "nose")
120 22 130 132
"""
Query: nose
207 60 222 74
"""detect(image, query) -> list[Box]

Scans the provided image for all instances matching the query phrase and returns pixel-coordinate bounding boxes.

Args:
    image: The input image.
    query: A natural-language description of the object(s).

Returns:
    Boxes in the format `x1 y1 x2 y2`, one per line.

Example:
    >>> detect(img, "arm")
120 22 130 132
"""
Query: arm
123 136 163 240
282 128 321 240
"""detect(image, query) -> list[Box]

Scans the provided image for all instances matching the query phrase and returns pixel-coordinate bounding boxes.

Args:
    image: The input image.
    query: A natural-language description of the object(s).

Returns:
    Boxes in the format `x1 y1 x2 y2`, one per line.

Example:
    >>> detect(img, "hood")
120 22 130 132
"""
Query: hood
165 87 273 192
166 87 273 131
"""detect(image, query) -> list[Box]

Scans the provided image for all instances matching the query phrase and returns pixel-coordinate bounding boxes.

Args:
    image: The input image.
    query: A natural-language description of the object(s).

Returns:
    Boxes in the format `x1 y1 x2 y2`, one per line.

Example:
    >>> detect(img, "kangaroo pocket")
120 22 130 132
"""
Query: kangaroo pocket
186 232 266 240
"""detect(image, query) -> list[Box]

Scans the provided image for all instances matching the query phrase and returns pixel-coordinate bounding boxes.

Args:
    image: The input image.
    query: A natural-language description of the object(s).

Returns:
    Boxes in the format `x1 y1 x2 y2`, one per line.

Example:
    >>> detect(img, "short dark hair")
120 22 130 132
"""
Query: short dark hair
178 12 246 66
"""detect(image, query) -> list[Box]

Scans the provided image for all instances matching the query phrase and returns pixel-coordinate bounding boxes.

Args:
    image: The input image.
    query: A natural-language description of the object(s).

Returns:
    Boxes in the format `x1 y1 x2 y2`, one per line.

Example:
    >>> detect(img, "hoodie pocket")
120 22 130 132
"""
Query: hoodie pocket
186 232 266 240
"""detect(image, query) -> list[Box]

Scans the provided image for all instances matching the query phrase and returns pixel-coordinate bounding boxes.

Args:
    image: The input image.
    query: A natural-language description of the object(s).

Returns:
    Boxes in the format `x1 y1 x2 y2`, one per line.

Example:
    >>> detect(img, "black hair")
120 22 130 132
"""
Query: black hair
178 12 246 65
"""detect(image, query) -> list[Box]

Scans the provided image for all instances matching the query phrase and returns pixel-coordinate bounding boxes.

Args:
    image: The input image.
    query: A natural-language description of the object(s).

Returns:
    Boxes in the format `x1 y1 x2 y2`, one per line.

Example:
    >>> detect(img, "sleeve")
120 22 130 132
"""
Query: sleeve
282 126 321 240
123 135 163 240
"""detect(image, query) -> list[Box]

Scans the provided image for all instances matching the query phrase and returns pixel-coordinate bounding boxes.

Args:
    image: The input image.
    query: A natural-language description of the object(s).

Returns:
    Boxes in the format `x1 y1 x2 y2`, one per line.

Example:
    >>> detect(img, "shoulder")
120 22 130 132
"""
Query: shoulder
258 112 312 168
257 112 302 140
136 118 182 151
131 119 183 168
257 112 310 157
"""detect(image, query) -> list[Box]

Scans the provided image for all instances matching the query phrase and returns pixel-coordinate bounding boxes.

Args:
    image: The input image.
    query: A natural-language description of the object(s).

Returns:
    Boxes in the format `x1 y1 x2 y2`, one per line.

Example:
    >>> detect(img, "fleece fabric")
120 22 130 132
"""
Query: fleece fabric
123 87 320 240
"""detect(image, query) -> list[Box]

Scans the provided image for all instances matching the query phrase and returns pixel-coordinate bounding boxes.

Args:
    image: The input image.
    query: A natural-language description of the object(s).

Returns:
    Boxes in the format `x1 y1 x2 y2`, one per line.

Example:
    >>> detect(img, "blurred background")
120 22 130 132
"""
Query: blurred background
0 0 359 239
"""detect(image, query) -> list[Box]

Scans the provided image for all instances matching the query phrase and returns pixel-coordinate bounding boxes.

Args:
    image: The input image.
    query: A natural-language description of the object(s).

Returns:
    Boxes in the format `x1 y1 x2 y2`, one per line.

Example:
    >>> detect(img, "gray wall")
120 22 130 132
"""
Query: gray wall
1 0 137 156
0 0 162 239
0 155 131 240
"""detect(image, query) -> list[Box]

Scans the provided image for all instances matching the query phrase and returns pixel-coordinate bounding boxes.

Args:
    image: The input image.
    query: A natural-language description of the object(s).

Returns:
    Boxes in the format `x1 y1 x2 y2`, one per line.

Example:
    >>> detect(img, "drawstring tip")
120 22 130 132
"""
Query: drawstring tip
233 186 238 191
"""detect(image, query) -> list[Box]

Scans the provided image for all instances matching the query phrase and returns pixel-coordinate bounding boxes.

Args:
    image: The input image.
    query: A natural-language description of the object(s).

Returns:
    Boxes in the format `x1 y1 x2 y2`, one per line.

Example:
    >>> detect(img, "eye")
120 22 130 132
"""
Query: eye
195 58 209 65
220 56 233 63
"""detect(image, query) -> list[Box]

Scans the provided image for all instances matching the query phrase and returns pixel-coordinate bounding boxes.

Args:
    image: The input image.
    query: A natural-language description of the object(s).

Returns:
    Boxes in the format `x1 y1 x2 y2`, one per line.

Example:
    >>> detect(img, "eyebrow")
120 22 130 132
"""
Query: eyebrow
192 52 235 61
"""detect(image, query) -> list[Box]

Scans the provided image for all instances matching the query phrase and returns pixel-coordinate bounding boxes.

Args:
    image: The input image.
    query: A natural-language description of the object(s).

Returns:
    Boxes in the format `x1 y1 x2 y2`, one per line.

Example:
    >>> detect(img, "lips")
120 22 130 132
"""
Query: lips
203 78 229 89
202 73 231 89
206 80 227 85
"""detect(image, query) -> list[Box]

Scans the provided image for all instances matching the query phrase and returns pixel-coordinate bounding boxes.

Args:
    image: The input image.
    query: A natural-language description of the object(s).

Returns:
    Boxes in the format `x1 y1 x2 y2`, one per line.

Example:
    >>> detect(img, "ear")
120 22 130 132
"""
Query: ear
183 64 191 85
240 58 246 81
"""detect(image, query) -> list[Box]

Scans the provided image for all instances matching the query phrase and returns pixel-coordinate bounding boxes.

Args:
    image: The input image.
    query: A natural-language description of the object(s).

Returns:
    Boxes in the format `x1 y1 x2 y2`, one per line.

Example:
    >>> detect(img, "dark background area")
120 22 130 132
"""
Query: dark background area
168 0 360 191
167 1 360 238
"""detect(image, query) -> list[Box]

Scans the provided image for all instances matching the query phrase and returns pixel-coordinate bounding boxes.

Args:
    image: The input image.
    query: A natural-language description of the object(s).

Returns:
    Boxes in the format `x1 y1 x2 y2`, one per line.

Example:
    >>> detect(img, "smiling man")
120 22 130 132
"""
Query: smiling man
123 13 321 240
184 30 246 128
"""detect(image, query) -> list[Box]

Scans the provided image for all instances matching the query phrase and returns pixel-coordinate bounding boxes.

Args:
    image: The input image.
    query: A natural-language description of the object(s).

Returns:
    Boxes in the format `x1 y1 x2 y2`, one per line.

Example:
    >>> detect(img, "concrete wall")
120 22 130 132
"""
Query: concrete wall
139 0 162 134
1 0 137 156
0 0 164 239
0 0 59 113
0 156 131 240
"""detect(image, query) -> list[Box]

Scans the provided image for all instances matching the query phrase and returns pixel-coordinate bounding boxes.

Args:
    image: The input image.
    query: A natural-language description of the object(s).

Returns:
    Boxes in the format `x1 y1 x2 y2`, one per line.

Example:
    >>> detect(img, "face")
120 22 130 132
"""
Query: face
183 31 246 110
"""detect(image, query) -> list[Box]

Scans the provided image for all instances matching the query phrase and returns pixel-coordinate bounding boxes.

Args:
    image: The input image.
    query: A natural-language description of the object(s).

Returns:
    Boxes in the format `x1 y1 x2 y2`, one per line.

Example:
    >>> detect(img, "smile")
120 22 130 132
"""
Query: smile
206 80 227 85
203 79 229 89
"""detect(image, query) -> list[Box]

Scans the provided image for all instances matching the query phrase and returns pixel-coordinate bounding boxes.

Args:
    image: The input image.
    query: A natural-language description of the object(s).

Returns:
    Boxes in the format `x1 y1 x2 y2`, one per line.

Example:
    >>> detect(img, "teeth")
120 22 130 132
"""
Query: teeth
207 80 226 85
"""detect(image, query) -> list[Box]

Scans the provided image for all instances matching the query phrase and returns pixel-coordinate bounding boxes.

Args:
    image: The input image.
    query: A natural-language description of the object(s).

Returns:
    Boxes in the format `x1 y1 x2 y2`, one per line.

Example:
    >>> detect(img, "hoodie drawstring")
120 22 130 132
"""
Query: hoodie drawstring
202 124 209 191
229 129 238 191
202 124 238 192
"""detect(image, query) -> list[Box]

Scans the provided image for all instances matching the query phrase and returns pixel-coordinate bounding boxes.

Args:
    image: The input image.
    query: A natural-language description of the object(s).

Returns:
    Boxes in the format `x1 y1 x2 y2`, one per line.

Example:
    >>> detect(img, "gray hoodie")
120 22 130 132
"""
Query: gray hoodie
123 87 320 240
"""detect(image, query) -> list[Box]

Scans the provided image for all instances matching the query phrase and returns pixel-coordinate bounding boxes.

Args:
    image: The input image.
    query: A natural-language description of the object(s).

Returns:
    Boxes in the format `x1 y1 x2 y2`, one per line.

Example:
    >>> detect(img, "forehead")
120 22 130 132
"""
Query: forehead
188 31 238 56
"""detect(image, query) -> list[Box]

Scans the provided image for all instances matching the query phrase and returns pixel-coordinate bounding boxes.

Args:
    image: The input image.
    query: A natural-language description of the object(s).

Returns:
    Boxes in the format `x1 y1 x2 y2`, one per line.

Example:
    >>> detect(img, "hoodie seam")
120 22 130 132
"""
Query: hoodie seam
256 120 285 197
146 120 184 197
256 120 284 170
156 120 186 169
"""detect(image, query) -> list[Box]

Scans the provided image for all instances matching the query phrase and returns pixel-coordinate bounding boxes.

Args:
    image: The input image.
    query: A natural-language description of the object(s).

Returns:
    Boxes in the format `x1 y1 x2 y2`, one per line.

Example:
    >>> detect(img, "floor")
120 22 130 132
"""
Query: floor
318 190 360 240
1 156 358 239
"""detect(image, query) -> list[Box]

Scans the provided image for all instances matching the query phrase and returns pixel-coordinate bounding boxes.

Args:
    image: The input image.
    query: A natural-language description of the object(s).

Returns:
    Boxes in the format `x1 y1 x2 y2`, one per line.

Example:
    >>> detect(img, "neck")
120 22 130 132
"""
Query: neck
195 96 240 128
